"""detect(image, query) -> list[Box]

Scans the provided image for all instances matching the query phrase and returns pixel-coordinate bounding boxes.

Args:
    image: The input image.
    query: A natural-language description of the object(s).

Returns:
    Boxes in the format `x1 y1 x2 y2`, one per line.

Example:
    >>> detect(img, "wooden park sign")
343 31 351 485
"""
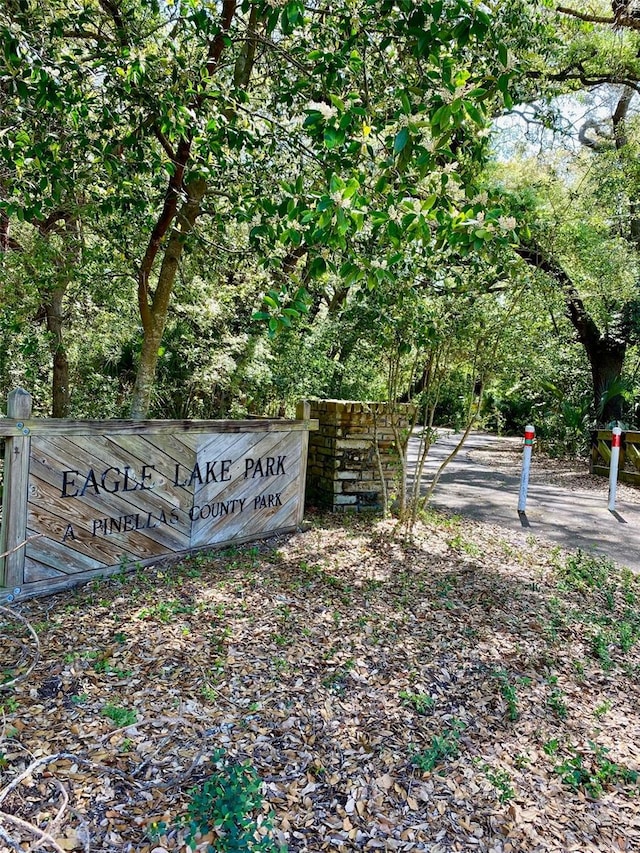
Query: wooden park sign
0 389 317 599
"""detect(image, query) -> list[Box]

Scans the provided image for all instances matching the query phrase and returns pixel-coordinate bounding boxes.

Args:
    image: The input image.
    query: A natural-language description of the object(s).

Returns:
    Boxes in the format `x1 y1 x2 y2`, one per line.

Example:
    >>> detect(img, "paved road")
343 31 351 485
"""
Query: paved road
408 431 640 572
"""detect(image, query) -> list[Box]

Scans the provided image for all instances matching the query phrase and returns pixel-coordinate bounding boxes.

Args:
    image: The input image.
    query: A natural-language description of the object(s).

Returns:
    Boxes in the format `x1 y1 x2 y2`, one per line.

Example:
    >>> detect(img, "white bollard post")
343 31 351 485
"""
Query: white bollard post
518 424 535 514
608 427 622 512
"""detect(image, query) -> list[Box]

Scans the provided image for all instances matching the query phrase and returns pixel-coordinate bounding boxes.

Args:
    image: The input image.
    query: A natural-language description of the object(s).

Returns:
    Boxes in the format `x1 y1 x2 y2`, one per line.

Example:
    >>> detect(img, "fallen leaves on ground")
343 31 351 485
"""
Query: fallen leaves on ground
1 508 639 852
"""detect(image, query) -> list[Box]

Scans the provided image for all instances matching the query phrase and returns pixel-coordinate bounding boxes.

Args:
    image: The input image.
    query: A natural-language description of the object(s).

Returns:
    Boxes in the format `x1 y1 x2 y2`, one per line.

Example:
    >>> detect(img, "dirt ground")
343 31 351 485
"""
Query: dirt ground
1 509 639 853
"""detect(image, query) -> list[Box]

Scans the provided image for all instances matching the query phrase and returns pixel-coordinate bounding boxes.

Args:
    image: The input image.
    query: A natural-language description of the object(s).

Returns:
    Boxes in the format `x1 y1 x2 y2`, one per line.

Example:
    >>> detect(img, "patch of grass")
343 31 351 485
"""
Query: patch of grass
556 550 612 593
542 738 560 757
593 699 612 719
322 659 355 694
617 619 640 653
493 669 524 722
411 718 465 773
475 760 515 803
272 657 290 675
546 687 569 720
0 695 18 714
93 659 132 678
554 741 638 799
102 704 137 727
137 599 195 624
399 690 435 715
590 630 614 671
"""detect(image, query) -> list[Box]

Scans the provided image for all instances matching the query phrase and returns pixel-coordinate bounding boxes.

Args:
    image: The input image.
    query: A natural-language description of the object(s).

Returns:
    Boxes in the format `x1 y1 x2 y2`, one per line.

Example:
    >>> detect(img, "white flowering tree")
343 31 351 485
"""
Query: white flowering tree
1 0 548 417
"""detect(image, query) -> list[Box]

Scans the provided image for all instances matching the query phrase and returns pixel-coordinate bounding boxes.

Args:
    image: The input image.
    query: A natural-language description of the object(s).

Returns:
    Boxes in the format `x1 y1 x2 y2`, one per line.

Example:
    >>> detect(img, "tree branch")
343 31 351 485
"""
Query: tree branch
556 6 616 25
557 4 640 29
514 242 601 350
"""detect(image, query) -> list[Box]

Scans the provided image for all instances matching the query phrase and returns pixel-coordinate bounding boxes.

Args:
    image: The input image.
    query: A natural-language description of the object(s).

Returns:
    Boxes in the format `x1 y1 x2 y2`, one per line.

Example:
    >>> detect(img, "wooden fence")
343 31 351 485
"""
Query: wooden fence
590 429 640 486
0 389 317 599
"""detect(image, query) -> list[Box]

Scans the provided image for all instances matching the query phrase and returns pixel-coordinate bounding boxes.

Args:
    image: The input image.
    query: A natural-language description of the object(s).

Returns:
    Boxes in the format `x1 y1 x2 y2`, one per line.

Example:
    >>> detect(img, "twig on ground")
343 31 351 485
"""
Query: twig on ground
32 778 69 852
0 809 66 853
0 605 41 690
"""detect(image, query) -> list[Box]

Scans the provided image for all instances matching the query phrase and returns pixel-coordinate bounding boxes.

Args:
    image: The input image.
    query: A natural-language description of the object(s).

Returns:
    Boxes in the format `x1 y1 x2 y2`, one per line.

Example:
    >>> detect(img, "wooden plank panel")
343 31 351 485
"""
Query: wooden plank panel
25 504 145 567
194 430 302 499
625 442 640 471
190 431 303 548
196 430 262 461
27 479 178 564
192 474 301 548
620 471 640 486
0 388 32 587
142 433 202 468
24 557 66 584
70 434 193 512
0 417 318 437
30 435 191 542
25 527 106 574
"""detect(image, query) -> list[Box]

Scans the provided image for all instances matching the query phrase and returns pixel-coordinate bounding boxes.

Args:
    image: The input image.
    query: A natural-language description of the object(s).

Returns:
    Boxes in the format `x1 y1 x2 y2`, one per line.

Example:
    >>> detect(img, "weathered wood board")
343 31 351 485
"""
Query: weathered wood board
590 429 640 486
1 399 317 598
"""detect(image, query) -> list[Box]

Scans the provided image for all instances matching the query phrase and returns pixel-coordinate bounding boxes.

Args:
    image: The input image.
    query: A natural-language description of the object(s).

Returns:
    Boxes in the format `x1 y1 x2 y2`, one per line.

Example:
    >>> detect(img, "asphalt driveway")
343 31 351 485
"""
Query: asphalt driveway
408 430 640 572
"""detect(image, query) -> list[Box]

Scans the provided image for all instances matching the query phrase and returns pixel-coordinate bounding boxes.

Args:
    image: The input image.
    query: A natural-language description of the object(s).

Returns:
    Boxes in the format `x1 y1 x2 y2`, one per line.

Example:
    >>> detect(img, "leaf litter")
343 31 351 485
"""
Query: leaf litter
0 508 639 852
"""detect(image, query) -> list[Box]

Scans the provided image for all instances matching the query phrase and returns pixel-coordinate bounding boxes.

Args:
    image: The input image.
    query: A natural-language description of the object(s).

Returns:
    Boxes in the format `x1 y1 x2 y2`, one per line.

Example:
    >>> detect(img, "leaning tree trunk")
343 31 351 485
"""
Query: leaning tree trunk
515 243 628 425
130 178 208 420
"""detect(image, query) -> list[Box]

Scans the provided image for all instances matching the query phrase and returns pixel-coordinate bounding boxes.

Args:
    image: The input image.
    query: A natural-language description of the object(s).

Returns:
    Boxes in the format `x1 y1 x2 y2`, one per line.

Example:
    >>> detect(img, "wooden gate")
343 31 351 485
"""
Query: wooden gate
0 389 317 599
590 429 640 486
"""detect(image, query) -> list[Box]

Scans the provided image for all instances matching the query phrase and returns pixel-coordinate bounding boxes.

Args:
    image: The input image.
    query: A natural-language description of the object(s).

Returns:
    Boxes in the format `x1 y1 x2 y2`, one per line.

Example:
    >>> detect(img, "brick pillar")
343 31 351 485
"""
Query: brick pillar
305 400 415 511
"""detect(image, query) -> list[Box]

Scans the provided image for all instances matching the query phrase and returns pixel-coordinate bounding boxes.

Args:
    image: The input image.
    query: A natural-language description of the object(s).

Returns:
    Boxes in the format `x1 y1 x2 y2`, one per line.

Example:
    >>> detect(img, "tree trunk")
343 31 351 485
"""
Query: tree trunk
44 285 70 418
515 243 628 424
130 178 208 420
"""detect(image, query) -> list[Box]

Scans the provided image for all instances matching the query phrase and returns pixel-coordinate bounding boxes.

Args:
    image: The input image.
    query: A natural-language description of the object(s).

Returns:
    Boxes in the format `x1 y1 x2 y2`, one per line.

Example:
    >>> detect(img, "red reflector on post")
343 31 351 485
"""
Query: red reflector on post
524 425 535 446
612 432 622 448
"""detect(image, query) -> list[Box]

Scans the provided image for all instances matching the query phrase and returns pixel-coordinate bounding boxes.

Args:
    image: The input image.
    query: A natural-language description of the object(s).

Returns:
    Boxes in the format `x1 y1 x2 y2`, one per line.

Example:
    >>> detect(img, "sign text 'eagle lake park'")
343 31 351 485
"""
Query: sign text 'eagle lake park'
0 393 316 598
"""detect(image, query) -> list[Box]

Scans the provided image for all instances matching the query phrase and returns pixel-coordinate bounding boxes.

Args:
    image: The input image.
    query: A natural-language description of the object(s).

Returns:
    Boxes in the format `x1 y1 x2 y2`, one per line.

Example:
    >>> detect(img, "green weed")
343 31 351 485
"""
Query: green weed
102 704 137 727
399 690 435 715
411 718 465 772
590 630 614 670
475 761 515 803
182 749 284 852
547 687 568 720
493 669 524 722
137 599 195 623
322 659 355 694
554 742 638 799
93 659 132 678
593 699 612 719
0 696 18 714
557 550 612 592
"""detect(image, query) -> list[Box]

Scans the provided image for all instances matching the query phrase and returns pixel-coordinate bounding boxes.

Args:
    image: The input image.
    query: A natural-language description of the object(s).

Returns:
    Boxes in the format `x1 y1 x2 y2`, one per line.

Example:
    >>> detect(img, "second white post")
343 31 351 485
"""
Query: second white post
608 427 622 512
518 424 535 514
